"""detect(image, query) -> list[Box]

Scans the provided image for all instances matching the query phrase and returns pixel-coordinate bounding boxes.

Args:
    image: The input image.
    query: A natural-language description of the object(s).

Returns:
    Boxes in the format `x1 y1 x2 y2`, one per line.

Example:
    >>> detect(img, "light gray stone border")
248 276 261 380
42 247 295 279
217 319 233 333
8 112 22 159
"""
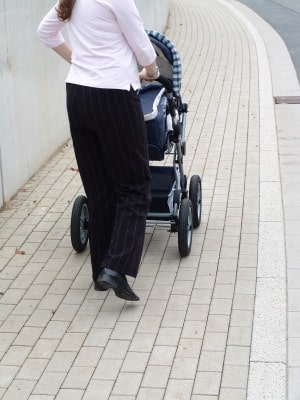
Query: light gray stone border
217 1 287 399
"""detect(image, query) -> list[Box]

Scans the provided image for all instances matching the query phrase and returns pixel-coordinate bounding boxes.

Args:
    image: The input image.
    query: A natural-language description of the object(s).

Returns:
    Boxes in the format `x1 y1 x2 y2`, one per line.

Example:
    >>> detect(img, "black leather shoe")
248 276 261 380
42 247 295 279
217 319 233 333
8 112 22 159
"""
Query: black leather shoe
94 281 108 292
97 268 140 301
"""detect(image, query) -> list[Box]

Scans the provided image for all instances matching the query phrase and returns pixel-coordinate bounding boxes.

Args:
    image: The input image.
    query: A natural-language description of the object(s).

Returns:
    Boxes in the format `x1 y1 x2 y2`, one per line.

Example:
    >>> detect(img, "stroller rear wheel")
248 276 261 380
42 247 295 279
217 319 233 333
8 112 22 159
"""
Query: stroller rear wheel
178 198 193 257
189 175 202 228
70 195 89 253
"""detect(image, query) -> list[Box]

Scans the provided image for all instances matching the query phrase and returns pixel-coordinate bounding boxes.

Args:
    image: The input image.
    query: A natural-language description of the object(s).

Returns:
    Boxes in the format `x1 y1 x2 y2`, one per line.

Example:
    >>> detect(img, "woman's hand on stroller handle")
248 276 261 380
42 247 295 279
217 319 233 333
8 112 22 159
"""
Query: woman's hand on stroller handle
139 70 173 96
139 66 160 82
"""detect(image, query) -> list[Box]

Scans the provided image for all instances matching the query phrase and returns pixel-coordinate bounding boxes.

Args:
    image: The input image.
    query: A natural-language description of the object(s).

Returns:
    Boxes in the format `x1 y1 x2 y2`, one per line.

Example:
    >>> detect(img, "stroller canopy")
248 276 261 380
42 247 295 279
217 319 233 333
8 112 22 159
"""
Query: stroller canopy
146 29 182 98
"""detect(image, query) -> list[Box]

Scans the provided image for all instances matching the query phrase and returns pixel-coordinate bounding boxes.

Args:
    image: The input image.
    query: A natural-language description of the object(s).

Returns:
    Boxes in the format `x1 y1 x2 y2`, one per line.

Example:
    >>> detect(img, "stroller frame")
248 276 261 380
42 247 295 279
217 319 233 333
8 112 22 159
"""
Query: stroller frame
145 75 188 227
141 73 202 256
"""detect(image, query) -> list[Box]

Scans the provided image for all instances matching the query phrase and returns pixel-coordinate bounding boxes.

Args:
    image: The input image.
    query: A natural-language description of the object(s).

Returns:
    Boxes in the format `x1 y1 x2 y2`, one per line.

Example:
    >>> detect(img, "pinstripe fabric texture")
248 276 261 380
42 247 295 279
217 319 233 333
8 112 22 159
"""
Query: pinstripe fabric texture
66 83 151 281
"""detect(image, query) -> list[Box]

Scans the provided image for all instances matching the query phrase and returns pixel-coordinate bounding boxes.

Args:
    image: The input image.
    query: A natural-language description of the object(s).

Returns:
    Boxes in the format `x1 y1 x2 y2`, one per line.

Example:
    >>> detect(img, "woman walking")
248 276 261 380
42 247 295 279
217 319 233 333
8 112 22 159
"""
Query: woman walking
37 0 159 301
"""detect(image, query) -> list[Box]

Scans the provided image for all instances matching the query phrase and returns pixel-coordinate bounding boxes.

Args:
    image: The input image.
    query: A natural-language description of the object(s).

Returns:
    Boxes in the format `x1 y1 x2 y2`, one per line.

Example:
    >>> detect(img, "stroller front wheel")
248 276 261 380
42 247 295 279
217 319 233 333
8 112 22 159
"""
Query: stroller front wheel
70 195 89 253
178 198 193 257
189 175 202 228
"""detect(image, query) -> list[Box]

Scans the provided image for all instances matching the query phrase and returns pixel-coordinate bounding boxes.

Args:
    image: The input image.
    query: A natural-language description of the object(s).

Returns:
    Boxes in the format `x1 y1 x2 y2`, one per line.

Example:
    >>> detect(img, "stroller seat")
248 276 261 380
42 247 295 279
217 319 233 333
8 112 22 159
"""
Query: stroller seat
139 84 168 161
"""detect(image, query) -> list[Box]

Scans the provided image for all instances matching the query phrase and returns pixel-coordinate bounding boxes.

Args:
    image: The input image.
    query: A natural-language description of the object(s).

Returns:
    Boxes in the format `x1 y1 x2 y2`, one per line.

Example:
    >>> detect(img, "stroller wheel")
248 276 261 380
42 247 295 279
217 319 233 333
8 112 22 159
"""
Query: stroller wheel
189 175 202 228
178 198 193 257
70 195 89 253
181 174 187 195
173 189 181 208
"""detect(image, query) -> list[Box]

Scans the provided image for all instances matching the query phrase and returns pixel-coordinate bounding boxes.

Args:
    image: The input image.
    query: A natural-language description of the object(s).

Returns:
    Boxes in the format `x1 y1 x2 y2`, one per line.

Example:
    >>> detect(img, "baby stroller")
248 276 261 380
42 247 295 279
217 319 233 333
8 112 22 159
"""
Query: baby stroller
70 31 202 257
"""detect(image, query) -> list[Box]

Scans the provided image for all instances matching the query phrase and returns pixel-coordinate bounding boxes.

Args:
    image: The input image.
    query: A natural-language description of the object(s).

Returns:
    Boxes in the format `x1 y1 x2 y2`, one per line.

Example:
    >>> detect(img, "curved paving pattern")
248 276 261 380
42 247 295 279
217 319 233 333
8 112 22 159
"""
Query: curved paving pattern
0 0 289 399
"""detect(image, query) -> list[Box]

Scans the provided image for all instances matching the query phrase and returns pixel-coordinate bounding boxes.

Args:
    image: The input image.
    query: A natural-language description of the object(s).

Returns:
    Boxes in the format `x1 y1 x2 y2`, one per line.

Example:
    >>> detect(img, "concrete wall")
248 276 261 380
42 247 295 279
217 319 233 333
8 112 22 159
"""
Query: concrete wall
0 0 70 207
136 0 170 31
0 0 170 208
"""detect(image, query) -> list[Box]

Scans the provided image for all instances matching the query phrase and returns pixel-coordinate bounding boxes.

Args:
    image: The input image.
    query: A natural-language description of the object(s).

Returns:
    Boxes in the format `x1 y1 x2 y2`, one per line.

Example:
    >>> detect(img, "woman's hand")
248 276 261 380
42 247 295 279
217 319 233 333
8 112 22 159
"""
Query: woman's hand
52 42 72 63
139 68 148 81
139 66 160 82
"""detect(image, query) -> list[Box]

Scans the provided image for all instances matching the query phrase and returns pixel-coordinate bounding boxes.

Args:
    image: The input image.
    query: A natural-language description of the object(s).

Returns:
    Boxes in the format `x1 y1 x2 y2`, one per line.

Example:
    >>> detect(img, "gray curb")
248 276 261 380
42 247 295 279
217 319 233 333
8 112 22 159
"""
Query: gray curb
218 1 288 398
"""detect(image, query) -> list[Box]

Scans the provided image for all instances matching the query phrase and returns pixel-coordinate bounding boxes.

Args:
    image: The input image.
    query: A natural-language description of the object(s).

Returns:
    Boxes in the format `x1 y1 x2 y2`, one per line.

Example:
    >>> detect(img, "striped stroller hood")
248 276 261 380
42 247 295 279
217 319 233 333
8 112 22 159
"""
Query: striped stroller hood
146 29 182 98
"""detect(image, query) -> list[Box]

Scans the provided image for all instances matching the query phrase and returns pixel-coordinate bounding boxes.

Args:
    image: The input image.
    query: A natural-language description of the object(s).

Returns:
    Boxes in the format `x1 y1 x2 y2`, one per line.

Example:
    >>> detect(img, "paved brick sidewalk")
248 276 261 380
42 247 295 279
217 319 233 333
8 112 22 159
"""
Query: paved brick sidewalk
0 0 288 399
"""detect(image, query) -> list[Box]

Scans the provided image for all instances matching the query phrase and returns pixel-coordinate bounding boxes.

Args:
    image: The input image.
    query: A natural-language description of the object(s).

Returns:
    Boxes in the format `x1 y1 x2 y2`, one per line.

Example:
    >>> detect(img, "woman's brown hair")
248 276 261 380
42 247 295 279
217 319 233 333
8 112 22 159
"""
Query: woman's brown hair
57 0 76 21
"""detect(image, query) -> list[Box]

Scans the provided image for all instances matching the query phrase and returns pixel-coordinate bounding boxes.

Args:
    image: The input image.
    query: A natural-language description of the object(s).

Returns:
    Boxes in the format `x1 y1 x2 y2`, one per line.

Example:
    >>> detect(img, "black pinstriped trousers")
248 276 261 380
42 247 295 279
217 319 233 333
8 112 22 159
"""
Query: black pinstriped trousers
66 83 151 282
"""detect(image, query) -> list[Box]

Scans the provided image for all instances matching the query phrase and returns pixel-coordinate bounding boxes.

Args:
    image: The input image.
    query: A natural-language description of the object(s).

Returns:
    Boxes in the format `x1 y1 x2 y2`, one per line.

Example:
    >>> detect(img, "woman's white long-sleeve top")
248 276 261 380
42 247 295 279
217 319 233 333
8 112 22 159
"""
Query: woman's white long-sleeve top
37 0 156 90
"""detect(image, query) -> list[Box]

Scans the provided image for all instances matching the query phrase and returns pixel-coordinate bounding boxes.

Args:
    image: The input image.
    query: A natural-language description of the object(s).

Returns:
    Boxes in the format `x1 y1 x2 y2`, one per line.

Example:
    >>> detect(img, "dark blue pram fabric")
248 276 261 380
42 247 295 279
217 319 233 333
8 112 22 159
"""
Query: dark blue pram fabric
149 166 176 214
139 84 168 161
139 31 183 162
138 31 185 215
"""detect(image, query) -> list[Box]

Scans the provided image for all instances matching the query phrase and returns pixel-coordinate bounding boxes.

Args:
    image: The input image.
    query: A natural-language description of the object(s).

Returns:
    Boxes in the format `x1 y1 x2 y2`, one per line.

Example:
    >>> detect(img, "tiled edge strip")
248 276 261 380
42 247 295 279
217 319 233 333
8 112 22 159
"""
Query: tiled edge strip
217 1 287 399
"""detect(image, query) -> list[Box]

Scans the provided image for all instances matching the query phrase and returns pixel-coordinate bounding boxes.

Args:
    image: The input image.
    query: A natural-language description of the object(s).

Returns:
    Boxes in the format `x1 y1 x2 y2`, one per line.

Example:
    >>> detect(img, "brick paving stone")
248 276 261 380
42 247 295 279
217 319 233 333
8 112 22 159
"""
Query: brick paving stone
0 315 28 333
142 365 171 388
92 358 122 381
233 299 254 320
56 333 87 352
165 379 194 399
74 346 103 367
55 389 84 400
62 289 87 306
82 379 114 400
148 345 176 366
41 321 69 340
29 339 60 359
16 358 48 380
112 372 143 396
161 309 186 327
121 352 149 373
228 326 253 347
155 327 181 347
13 327 44 346
46 352 77 373
128 332 156 353
136 388 165 400
62 366 95 390
206 314 230 333
0 346 31 366
198 351 225 373
181 320 206 339
0 365 19 388
32 372 66 396
193 371 222 396
223 386 248 400
225 345 250 367
210 298 232 315
171 357 198 379
202 332 228 353
221 364 249 389
1 380 36 400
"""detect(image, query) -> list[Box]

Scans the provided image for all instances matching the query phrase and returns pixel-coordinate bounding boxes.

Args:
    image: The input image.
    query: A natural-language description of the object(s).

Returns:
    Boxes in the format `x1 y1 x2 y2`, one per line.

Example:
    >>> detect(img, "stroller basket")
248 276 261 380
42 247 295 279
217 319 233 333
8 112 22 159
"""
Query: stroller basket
149 166 176 216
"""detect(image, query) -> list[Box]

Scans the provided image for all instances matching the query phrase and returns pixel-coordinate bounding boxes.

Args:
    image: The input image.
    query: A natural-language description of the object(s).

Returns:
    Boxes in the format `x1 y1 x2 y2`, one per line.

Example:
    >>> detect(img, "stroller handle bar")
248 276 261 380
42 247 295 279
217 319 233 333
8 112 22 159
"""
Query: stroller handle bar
155 75 177 119
156 75 173 94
